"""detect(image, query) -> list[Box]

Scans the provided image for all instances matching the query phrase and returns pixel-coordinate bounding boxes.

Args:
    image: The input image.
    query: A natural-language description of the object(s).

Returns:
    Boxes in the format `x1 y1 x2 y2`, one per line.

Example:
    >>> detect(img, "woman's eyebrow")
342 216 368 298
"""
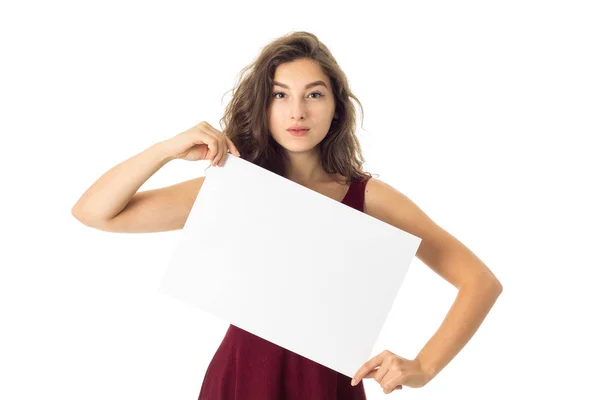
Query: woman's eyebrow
273 80 328 89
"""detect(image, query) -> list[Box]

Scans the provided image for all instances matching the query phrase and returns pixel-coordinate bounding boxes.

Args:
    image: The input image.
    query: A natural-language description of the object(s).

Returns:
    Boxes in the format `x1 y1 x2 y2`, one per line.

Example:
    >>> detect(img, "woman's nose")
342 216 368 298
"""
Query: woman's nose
289 98 308 120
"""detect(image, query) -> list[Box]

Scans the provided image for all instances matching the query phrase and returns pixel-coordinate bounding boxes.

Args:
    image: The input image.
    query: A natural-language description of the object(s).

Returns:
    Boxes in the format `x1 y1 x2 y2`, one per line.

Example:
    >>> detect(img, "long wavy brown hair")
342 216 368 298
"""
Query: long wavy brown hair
218 31 373 185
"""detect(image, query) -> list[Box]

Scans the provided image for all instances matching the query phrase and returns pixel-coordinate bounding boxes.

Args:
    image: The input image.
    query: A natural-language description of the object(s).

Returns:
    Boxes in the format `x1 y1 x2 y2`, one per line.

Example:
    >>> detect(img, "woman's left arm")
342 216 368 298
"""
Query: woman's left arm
352 178 503 392
412 252 502 383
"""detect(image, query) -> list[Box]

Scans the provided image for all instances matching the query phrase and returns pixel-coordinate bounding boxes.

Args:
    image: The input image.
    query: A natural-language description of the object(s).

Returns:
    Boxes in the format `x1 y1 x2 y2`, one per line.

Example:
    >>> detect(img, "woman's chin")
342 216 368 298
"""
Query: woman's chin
283 145 314 153
272 135 323 153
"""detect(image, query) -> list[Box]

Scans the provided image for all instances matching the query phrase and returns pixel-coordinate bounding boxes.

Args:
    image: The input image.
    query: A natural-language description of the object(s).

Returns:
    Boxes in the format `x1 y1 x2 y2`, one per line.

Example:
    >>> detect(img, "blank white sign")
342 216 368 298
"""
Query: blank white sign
159 154 421 378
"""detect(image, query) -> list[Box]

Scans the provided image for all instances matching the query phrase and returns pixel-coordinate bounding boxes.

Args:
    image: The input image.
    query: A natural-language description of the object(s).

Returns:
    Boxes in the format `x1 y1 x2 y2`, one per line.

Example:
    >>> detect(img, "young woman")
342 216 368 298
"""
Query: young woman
72 31 503 399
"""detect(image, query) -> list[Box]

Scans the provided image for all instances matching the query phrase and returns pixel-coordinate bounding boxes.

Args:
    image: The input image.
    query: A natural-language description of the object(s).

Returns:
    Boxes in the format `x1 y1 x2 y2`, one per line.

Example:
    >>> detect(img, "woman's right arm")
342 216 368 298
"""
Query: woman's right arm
71 121 239 233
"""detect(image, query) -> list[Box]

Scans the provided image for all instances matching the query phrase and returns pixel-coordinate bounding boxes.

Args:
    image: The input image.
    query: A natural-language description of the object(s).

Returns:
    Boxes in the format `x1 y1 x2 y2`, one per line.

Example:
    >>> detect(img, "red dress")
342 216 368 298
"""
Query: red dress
198 177 371 400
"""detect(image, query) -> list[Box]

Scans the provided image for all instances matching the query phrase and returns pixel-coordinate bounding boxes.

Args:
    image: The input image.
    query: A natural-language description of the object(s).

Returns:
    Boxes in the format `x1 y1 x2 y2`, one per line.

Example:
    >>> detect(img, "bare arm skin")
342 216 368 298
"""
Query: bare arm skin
71 142 205 233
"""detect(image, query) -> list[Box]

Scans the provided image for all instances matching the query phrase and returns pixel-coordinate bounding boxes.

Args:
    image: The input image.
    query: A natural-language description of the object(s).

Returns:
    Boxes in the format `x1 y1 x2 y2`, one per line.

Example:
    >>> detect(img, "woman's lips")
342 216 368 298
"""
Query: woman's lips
288 129 309 136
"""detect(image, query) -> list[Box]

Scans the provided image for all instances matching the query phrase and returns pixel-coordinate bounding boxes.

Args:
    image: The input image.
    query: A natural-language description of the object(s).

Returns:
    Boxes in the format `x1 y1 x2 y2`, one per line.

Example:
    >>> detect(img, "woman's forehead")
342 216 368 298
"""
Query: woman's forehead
273 59 330 86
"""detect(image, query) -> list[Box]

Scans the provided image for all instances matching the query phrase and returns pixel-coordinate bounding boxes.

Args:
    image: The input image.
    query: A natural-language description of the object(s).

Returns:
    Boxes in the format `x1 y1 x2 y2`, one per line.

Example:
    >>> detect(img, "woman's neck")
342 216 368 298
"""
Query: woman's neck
284 149 330 185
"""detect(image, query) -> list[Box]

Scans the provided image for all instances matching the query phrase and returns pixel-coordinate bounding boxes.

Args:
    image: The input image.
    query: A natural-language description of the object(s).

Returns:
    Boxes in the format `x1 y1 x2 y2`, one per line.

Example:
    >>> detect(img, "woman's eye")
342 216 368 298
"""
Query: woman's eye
272 92 324 99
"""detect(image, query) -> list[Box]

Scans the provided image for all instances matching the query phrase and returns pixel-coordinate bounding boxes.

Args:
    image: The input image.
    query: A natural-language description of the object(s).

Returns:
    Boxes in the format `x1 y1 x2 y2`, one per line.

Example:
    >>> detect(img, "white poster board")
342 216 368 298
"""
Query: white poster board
159 154 421 378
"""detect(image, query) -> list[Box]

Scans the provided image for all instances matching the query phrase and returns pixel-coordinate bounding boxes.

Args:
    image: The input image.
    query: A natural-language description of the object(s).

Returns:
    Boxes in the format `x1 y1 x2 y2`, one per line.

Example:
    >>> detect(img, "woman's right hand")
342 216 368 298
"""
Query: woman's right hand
159 121 241 166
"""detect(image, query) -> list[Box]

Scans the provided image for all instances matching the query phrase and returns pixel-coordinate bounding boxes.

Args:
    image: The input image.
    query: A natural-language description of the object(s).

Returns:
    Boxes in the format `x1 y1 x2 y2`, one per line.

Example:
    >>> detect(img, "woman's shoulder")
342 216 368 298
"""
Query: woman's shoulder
363 177 424 230
363 177 447 260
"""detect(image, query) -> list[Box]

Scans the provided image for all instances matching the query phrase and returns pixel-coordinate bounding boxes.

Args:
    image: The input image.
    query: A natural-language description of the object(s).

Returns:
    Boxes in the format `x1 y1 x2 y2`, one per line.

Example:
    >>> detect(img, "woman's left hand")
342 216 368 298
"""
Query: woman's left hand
351 350 431 394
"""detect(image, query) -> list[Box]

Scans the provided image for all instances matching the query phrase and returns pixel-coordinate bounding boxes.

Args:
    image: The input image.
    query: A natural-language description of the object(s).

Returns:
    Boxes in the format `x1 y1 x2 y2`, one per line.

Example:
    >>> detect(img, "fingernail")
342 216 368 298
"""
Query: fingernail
351 379 356 386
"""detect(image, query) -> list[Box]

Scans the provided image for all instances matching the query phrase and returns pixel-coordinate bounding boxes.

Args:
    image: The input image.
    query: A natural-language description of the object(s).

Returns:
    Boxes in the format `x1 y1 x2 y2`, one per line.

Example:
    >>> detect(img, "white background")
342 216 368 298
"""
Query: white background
1 0 598 399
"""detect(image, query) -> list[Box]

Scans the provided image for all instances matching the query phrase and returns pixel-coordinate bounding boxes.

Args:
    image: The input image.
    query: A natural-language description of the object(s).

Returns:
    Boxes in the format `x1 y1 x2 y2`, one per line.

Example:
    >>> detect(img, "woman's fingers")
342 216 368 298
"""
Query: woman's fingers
201 124 227 166
224 136 241 158
197 126 221 165
203 124 239 165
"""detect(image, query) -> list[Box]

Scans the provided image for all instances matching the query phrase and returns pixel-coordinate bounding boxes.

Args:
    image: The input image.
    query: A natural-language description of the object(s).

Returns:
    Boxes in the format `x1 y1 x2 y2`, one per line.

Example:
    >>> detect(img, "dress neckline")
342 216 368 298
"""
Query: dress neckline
340 180 353 203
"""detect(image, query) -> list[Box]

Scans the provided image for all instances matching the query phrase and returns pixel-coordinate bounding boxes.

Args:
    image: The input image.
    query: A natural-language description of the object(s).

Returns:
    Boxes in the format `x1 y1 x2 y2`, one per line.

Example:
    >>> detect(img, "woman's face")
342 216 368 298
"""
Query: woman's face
268 58 336 154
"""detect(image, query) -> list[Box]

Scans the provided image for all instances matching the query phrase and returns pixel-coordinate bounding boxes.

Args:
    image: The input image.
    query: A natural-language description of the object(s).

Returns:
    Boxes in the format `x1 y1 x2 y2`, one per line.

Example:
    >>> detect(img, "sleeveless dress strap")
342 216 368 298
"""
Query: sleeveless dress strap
343 176 370 212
